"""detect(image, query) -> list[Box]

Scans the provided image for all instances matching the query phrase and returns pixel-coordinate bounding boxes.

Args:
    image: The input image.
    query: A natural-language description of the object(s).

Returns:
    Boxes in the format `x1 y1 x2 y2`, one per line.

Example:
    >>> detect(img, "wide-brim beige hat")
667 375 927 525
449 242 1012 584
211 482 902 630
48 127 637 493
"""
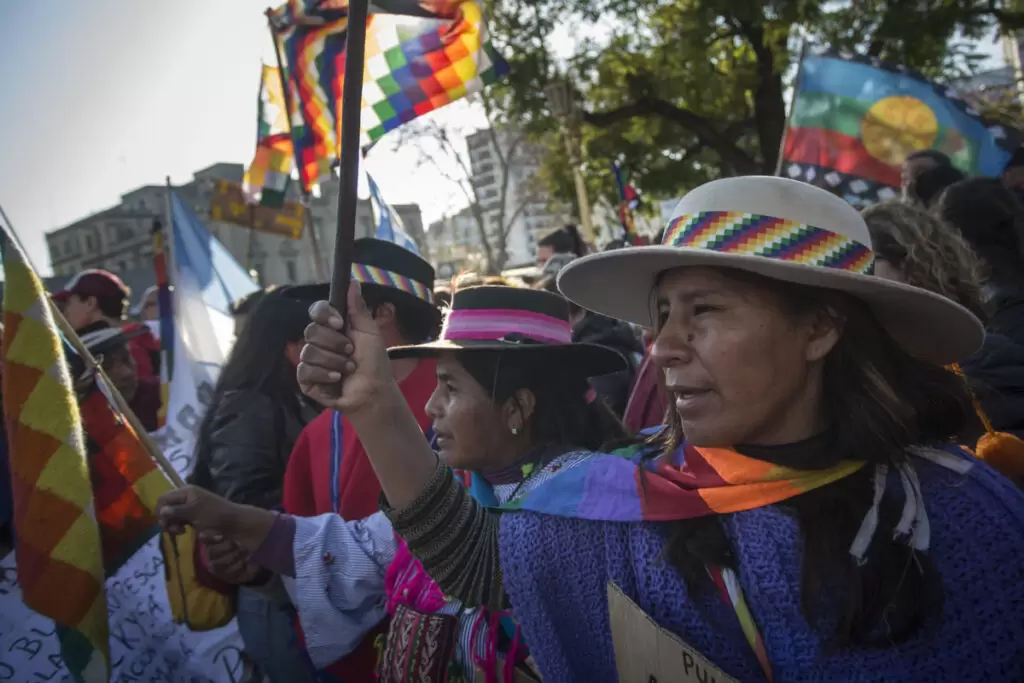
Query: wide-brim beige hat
558 176 984 366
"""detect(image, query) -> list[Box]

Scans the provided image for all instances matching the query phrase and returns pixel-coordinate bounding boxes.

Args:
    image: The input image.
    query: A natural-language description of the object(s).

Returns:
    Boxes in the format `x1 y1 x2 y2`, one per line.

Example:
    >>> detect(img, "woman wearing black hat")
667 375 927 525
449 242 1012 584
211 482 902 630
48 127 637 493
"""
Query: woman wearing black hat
157 286 629 682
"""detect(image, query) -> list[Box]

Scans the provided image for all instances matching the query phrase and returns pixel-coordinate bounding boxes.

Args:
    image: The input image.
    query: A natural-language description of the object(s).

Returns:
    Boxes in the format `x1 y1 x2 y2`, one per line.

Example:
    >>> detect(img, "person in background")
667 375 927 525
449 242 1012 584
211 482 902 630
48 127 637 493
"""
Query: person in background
905 163 964 208
536 224 586 274
276 239 440 683
1001 146 1024 201
863 200 1024 439
132 285 160 322
69 327 162 432
432 287 452 314
296 176 1024 681
230 285 281 339
53 269 160 381
188 288 324 683
534 274 642 417
900 149 951 199
937 178 1024 348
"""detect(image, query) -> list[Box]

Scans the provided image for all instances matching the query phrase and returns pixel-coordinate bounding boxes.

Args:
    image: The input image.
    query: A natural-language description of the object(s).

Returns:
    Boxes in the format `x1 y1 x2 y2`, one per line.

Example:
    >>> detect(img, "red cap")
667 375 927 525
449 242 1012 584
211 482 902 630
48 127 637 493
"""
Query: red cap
52 270 131 305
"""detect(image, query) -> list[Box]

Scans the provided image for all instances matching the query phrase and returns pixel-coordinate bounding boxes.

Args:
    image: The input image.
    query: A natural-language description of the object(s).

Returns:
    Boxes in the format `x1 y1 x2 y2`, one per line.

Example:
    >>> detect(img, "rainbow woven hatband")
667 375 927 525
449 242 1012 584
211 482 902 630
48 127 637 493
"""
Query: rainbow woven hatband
352 263 432 303
662 211 874 275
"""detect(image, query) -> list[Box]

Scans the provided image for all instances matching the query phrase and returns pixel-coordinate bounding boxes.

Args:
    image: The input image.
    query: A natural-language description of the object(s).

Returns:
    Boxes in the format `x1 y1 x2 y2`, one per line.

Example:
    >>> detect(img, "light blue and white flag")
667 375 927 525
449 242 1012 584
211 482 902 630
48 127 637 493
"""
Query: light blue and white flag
367 172 420 254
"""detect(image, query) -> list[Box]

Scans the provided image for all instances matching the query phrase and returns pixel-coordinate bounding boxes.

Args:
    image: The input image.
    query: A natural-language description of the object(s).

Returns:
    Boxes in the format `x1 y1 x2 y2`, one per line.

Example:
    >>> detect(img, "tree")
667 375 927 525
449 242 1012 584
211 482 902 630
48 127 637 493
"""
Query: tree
485 0 1024 208
390 94 544 273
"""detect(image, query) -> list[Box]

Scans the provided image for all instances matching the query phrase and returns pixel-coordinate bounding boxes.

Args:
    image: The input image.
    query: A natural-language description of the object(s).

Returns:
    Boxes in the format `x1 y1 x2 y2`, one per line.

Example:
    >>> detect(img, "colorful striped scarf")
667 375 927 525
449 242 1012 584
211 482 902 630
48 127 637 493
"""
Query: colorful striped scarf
501 441 865 522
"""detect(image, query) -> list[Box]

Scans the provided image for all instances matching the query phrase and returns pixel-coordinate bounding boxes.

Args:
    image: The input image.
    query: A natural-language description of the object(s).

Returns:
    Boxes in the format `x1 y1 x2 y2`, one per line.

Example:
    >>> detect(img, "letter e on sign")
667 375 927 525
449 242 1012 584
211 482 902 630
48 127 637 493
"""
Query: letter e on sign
608 582 739 683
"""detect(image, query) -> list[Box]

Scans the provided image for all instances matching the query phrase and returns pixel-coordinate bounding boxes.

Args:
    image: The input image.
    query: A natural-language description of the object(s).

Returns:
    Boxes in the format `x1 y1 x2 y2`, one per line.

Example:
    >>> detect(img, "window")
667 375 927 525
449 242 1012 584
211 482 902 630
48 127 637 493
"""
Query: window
84 234 94 252
286 259 297 283
64 239 72 256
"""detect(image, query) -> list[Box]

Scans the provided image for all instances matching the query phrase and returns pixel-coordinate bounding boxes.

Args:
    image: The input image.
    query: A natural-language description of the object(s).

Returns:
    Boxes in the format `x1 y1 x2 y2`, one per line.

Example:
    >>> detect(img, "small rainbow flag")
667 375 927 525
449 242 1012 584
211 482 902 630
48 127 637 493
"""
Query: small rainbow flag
270 0 509 192
0 227 108 683
243 64 296 208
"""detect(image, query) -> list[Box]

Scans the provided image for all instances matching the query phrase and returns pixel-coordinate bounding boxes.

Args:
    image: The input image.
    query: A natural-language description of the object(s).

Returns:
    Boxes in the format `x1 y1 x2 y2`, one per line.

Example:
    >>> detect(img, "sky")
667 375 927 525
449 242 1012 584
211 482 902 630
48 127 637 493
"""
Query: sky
0 0 489 275
0 2 1008 275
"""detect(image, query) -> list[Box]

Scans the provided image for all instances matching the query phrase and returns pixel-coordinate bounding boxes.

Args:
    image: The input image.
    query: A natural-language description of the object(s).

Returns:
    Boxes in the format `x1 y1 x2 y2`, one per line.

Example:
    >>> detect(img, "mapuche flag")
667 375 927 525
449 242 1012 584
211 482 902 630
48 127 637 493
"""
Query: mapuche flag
780 52 1020 205
1 228 109 683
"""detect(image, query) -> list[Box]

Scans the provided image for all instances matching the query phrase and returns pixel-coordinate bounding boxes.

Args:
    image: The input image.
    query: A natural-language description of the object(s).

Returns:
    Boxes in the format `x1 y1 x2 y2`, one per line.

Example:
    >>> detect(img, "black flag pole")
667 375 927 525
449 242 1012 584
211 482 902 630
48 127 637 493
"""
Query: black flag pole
330 0 371 315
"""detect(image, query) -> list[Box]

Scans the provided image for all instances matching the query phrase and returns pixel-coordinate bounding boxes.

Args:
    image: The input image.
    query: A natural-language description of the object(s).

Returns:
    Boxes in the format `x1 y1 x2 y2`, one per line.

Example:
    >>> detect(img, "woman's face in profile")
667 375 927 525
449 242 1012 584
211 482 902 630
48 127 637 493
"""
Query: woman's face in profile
650 267 838 447
425 353 517 472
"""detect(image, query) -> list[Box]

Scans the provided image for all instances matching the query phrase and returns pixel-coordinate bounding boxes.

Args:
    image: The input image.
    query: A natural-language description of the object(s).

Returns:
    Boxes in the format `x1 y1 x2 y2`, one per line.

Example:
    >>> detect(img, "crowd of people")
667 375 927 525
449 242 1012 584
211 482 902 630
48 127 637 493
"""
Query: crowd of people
2 163 1024 682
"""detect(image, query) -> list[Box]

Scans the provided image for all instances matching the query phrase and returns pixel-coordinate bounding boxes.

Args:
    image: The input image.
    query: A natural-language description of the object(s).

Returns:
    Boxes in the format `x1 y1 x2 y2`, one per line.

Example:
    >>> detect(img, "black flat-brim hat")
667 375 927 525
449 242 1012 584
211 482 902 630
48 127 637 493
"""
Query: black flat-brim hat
281 238 436 314
388 285 626 377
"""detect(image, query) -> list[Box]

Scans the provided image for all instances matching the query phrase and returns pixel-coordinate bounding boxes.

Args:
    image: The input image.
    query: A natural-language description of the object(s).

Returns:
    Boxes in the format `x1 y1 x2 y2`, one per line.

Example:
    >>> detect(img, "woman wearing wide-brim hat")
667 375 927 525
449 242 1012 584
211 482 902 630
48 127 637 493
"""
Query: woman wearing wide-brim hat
263 177 1023 681
157 286 629 682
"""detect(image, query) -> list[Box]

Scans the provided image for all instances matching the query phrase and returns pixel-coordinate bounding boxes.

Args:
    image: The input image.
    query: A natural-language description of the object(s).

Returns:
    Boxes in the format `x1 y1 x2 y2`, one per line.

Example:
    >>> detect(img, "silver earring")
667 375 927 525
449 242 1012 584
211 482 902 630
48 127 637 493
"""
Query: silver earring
510 426 520 436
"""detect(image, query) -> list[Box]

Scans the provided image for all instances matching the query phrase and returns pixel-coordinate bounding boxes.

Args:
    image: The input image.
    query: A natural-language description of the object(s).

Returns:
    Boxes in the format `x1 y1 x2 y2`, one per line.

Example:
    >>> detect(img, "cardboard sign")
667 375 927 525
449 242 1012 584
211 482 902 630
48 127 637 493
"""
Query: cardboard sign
208 179 305 239
608 582 739 683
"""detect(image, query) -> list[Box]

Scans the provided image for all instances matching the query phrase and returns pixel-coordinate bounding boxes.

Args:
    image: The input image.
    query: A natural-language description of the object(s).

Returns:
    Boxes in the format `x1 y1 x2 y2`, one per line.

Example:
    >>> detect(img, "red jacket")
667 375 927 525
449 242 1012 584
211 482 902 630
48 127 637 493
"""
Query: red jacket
121 322 160 381
281 359 438 680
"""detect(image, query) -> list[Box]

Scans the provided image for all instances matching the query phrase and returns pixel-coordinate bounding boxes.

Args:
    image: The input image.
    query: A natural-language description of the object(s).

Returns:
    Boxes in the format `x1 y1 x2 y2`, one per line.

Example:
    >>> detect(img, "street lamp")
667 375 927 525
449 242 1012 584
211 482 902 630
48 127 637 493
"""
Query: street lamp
544 78 595 247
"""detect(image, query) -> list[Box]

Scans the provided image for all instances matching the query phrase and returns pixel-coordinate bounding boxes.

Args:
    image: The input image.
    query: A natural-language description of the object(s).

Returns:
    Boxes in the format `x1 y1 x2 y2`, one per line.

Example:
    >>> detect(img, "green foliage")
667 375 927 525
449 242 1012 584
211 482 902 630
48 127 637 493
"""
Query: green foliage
485 0 1024 209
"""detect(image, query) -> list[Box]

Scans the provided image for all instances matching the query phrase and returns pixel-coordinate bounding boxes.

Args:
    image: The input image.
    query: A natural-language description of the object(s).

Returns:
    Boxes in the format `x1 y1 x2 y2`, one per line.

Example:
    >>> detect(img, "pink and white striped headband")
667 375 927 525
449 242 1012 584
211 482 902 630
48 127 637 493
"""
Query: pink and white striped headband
441 308 572 345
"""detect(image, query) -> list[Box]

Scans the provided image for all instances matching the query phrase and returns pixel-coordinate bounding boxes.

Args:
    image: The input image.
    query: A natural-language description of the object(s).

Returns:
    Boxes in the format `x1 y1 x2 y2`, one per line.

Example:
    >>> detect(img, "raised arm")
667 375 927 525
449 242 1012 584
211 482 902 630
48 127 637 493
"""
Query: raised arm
295 282 506 609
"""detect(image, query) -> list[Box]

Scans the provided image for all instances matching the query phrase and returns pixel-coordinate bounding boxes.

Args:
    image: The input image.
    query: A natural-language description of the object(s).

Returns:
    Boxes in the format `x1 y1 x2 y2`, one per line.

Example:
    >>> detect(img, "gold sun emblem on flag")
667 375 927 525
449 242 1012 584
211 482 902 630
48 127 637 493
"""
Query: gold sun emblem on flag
861 95 939 166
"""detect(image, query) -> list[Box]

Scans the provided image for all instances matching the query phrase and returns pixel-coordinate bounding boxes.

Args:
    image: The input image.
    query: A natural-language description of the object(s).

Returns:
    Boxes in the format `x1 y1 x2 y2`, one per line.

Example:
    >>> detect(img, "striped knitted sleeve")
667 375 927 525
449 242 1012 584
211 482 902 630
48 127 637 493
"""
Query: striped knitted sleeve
381 461 506 611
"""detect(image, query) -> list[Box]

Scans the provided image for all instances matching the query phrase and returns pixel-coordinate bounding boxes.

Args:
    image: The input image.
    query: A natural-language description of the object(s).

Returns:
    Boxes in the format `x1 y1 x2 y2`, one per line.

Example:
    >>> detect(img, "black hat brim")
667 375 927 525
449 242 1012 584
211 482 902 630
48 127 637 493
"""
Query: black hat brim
388 339 628 377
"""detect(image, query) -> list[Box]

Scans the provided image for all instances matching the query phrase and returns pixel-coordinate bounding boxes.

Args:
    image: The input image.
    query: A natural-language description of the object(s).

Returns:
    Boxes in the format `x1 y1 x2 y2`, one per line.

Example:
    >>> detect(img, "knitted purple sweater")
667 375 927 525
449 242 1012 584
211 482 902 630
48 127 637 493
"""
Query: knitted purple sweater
498 457 1024 682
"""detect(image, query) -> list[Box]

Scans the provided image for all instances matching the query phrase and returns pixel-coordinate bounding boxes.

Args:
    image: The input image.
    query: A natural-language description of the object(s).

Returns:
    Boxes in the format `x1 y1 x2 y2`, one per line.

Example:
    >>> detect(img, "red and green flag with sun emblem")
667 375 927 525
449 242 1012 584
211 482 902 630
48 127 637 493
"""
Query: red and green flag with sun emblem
780 51 1021 205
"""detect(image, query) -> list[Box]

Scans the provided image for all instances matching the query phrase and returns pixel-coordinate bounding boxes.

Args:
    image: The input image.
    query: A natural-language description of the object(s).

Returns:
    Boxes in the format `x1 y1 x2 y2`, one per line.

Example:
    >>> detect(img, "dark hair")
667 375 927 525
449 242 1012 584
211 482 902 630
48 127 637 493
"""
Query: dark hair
652 268 975 648
190 292 311 484
937 178 1024 286
533 275 581 315
362 285 440 344
433 288 452 310
904 149 951 167
83 292 129 319
909 164 964 207
458 351 631 457
538 224 586 257
231 286 281 317
862 201 988 320
1005 146 1024 170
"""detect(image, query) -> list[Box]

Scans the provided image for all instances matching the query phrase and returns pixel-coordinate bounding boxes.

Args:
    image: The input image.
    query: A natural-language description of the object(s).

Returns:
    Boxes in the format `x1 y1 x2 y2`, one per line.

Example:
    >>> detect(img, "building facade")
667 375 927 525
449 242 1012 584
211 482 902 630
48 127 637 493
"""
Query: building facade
46 162 425 287
464 127 570 268
426 207 487 280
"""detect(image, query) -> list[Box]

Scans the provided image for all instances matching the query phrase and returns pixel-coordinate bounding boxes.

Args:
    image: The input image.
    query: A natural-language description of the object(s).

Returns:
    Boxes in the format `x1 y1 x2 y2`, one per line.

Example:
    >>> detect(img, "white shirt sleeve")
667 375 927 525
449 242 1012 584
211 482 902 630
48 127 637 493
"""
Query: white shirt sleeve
290 511 397 669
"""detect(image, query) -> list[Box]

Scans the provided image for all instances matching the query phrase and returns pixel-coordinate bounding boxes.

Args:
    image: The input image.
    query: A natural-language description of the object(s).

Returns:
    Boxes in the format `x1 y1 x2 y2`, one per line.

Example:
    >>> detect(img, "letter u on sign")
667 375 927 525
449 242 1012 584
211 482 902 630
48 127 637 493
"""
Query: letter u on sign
607 582 739 683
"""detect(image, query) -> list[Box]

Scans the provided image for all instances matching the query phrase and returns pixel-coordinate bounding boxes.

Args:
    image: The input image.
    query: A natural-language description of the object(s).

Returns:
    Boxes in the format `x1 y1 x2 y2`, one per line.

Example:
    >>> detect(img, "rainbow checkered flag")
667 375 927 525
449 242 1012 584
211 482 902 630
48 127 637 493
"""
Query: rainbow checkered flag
271 0 509 192
0 228 109 682
244 64 296 208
